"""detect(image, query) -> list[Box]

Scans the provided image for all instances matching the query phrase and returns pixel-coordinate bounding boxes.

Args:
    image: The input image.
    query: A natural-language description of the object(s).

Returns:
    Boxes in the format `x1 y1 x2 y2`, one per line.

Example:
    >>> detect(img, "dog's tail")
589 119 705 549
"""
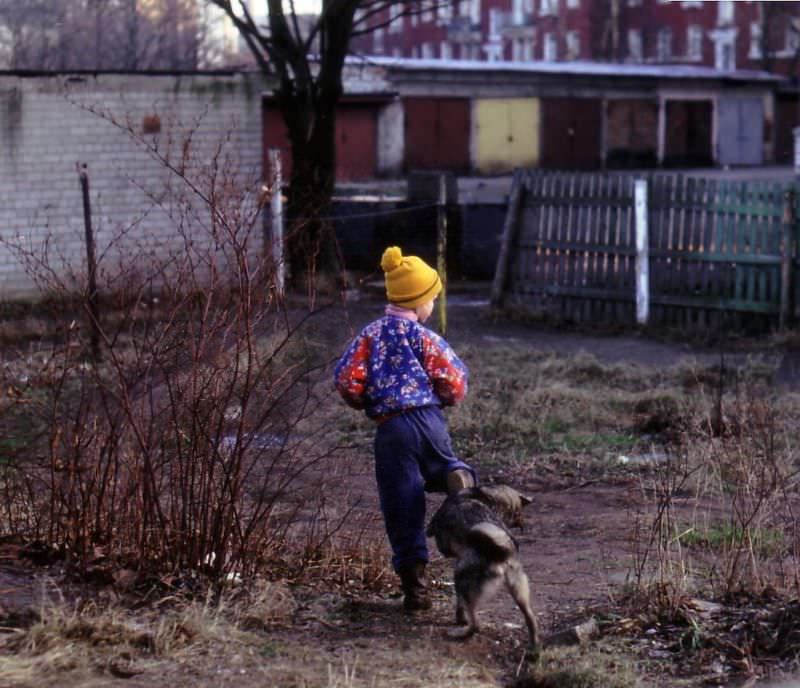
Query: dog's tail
466 523 517 562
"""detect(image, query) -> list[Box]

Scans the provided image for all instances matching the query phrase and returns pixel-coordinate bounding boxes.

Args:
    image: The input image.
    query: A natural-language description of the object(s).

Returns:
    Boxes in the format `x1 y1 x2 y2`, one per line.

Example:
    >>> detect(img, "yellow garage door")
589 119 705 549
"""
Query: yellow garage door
473 98 540 174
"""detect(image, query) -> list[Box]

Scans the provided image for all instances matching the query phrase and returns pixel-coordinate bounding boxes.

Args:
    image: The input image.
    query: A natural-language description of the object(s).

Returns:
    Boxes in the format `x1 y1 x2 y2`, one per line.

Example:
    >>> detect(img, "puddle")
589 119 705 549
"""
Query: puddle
616 451 669 466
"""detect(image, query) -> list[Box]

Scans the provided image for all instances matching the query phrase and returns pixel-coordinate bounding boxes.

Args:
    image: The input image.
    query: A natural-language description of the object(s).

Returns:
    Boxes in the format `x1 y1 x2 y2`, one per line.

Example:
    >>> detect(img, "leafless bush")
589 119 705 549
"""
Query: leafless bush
0 113 365 586
627 373 800 613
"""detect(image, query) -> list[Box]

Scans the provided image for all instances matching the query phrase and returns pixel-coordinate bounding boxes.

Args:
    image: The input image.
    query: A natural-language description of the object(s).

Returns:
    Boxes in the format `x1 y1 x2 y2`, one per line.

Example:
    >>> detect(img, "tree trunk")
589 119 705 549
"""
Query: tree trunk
283 101 340 292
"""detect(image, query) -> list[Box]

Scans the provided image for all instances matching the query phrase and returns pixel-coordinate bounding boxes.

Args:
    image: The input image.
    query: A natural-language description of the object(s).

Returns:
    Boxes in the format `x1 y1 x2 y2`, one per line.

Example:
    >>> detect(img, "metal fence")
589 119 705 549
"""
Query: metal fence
491 169 799 330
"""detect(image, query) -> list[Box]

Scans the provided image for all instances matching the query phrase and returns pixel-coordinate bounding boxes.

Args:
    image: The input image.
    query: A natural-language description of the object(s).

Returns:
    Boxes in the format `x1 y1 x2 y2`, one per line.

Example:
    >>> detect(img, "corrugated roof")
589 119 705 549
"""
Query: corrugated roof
349 55 782 82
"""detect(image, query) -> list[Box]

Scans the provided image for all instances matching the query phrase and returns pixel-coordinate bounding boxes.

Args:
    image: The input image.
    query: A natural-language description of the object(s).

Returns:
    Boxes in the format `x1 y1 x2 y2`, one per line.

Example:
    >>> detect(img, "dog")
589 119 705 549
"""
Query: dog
426 484 540 653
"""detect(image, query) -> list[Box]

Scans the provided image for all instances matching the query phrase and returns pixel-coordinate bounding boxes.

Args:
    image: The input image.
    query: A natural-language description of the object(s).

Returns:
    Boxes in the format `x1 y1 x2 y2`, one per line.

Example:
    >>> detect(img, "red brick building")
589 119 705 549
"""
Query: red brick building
349 1 800 78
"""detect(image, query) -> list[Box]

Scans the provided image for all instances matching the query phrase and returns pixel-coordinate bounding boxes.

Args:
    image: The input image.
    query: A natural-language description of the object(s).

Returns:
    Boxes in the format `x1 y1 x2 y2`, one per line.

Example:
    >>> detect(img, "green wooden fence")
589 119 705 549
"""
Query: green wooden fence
491 169 799 330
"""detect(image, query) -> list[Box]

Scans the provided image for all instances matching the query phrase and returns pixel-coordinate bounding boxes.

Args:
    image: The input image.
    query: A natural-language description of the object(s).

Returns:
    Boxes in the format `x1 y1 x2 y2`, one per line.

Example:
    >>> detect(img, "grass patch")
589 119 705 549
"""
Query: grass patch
678 524 786 557
515 645 639 688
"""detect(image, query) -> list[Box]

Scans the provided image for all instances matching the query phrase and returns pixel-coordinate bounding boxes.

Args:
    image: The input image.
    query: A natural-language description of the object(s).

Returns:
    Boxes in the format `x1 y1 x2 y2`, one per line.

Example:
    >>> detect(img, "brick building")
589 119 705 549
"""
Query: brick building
349 1 800 78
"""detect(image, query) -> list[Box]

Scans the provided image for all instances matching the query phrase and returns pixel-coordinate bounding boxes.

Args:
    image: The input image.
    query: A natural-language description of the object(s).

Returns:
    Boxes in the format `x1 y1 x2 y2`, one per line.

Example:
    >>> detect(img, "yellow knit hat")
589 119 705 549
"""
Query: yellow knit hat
381 246 442 309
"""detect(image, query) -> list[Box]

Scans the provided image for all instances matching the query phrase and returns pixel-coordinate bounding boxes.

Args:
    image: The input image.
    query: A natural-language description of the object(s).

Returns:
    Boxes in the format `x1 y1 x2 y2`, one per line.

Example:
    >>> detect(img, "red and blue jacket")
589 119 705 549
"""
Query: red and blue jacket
334 314 468 421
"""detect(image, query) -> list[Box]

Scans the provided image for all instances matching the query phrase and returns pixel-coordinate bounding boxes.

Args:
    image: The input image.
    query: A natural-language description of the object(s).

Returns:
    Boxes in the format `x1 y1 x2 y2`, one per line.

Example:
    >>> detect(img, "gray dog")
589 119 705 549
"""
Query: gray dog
426 485 540 653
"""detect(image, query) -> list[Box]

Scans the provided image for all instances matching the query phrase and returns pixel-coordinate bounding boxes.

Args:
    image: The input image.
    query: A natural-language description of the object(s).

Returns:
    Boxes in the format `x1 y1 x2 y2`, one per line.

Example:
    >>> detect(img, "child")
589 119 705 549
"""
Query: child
334 246 476 611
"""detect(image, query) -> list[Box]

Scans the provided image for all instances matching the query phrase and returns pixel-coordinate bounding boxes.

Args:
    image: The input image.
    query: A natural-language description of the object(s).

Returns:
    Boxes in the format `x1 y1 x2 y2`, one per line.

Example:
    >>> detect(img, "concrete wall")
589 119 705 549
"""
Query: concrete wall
0 71 268 299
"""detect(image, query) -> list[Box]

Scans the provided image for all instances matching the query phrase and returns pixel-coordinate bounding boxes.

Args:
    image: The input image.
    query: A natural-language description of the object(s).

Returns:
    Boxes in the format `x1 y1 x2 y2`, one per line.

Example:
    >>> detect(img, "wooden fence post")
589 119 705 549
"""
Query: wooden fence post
77 162 101 362
268 148 285 297
437 173 448 335
490 171 523 307
780 188 796 330
634 178 650 325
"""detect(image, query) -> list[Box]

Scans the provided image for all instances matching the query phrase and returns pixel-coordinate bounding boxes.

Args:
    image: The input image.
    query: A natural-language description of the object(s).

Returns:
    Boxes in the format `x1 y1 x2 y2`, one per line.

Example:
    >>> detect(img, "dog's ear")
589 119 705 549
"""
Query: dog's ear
520 493 533 507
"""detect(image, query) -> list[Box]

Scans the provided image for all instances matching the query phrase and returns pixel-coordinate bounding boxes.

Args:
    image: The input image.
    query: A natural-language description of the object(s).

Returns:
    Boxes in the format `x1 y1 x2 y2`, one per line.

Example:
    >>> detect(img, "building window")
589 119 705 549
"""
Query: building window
541 0 558 17
567 0 579 8
512 0 531 25
484 42 503 61
440 41 452 59
437 1 453 23
710 27 737 69
421 42 434 59
373 26 384 54
688 25 703 60
681 1 703 7
543 32 557 60
389 3 403 34
627 0 642 6
718 1 734 26
422 1 434 23
566 31 580 59
410 45 419 58
657 27 672 60
788 26 800 54
411 8 418 27
392 47 402 58
458 0 480 25
512 36 535 61
628 29 642 62
749 22 762 59
489 8 502 39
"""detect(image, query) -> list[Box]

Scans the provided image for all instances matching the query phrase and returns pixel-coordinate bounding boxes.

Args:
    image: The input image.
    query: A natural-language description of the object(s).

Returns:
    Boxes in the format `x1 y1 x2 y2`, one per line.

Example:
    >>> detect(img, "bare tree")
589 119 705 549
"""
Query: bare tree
0 0 204 70
207 1 454 288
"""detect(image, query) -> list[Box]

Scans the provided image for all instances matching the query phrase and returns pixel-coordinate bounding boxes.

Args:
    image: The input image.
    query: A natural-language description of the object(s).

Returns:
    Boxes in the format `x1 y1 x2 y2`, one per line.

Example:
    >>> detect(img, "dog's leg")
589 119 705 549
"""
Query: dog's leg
504 560 541 654
447 562 503 640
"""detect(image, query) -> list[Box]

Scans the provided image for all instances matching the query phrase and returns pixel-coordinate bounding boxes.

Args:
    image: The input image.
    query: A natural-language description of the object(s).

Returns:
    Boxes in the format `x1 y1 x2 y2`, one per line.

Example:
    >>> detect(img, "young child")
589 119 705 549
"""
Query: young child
334 245 476 611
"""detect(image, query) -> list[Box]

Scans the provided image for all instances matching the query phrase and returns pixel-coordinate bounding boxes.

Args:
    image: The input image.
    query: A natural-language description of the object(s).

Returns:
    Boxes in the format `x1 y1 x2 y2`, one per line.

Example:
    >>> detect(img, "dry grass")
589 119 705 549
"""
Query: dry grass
514 645 640 688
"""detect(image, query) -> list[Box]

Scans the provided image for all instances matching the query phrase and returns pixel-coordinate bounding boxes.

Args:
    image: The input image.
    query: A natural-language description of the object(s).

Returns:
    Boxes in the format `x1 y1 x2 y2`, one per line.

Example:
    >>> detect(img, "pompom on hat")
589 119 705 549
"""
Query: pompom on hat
381 246 442 309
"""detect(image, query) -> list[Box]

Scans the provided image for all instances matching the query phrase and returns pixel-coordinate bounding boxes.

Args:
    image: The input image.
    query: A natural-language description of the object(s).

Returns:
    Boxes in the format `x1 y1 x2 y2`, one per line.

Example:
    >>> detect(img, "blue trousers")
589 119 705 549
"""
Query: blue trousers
373 405 476 572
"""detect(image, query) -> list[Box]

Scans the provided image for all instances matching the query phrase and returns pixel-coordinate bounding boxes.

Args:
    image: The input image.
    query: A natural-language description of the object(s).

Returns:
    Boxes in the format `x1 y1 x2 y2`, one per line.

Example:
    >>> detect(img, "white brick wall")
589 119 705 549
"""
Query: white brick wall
0 72 267 299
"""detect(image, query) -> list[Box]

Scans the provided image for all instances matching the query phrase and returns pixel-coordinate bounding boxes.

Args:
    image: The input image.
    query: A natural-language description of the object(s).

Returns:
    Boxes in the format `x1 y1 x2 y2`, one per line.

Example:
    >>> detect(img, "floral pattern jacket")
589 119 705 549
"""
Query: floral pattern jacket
334 315 468 420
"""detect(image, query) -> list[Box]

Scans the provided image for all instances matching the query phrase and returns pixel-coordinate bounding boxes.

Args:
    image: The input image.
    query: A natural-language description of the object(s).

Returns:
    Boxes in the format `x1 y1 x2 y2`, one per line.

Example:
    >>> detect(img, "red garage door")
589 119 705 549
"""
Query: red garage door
336 104 377 181
263 98 381 183
404 98 471 173
540 97 603 170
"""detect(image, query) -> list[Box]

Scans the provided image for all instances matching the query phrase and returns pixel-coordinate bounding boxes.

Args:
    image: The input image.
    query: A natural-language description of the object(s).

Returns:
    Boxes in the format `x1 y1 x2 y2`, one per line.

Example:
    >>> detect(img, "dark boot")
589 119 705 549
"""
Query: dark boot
446 469 475 496
398 562 432 611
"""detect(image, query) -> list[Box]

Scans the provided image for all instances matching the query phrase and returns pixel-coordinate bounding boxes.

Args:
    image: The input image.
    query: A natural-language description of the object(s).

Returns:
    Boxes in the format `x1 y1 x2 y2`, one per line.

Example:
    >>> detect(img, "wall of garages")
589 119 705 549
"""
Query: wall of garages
327 60 781 179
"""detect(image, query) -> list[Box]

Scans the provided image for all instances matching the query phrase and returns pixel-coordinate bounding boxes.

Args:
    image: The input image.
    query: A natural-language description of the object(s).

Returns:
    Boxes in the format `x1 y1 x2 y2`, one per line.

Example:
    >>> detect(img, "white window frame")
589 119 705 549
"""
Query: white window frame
512 0 525 25
437 1 453 23
373 26 384 54
567 0 579 8
627 0 642 6
788 25 800 54
681 1 703 7
749 22 762 59
566 30 580 59
389 3 403 34
422 1 434 23
440 40 452 60
543 32 557 60
540 0 558 17
470 0 481 26
484 41 503 62
421 42 434 59
718 1 734 26
687 25 703 61
657 27 672 60
489 7 502 39
628 28 642 62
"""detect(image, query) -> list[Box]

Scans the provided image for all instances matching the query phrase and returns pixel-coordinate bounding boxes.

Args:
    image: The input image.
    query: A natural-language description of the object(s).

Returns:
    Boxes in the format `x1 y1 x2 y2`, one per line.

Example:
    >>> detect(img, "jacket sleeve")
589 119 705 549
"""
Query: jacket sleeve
420 332 468 406
334 334 371 410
